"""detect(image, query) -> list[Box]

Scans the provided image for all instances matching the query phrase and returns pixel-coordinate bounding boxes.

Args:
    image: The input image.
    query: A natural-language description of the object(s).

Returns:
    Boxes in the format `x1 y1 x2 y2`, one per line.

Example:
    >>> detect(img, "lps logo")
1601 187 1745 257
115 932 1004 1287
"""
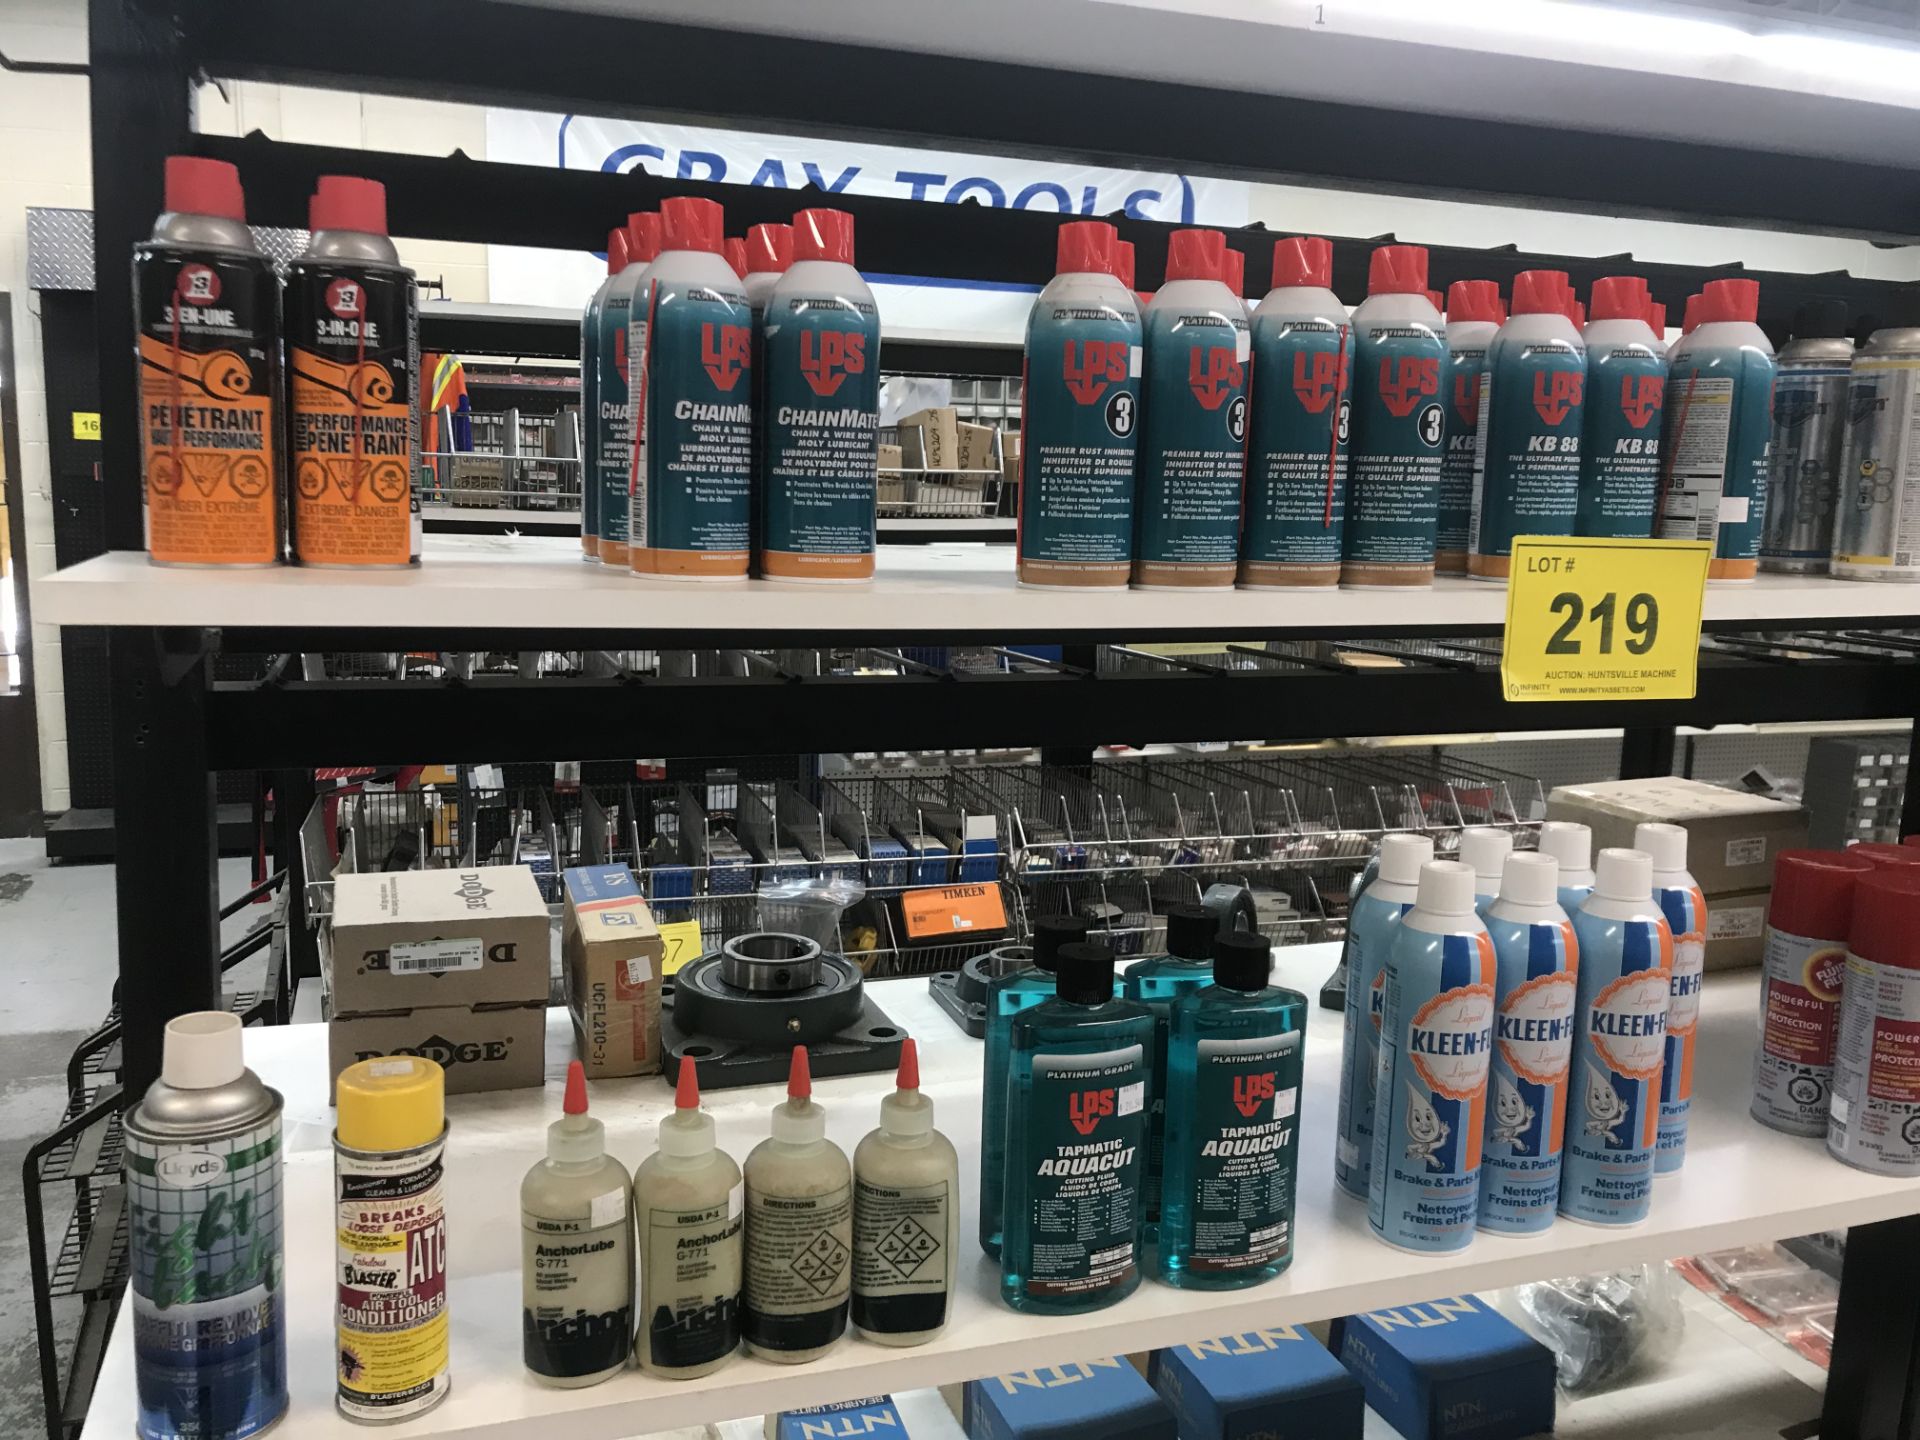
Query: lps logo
360 1034 511 1068
1064 339 1130 405
799 328 866 397
326 277 366 320
701 323 750 390
1187 346 1244 412
1532 370 1584 426
1069 1086 1116 1136
176 264 221 306
1453 372 1481 428
1619 373 1664 429
1232 1070 1277 1118
1291 349 1346 416
1378 355 1440 419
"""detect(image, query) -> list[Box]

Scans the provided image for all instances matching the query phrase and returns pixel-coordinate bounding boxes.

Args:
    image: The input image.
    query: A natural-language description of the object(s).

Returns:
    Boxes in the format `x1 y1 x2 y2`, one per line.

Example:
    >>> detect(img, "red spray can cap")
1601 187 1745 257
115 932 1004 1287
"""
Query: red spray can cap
1426 289 1444 313
660 196 723 255
1591 276 1651 323
723 237 747 278
1114 240 1136 290
1849 869 1920 970
165 156 245 223
310 175 387 235
1650 301 1668 333
1367 244 1429 297
1699 277 1760 325
1511 269 1571 317
793 208 855 265
1681 294 1703 335
627 212 663 266
1572 300 1587 328
1847 842 1920 872
1272 236 1333 290
1055 221 1117 278
1446 280 1502 325
1770 849 1876 941
1165 228 1226 284
605 228 630 277
1906 835 1920 849
746 222 793 275
1223 247 1245 299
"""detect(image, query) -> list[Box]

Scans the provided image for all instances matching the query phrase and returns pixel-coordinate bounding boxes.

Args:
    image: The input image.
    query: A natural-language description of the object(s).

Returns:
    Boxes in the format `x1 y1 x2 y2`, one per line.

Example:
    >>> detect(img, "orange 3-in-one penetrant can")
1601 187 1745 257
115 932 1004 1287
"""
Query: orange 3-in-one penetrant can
134 156 282 567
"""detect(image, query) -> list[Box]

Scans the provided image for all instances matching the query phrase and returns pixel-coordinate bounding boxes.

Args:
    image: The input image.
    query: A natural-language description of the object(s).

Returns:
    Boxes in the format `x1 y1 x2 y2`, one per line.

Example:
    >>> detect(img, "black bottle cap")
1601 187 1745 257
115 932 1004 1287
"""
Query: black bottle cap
1164 902 1216 960
1793 298 1848 340
1032 914 1093 973
1055 941 1117 1003
1212 931 1273 992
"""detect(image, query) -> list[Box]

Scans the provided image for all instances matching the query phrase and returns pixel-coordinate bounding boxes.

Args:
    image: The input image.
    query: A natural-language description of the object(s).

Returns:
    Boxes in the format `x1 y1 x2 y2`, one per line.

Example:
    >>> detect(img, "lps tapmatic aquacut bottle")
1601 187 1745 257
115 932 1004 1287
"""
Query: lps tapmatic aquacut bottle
630 196 754 580
1657 278 1777 582
742 222 792 577
1833 325 1920 583
760 209 880 583
1458 826 1514 916
1342 245 1448 587
1017 221 1143 589
1636 821 1706 1174
1239 236 1352 589
1467 270 1586 580
1537 820 1597 915
1123 903 1218 1235
852 1040 959 1346
579 228 629 561
1334 831 1433 1199
1577 276 1667 539
1367 860 1497 1254
1434 280 1502 575
1759 299 1851 575
1133 228 1250 589
1477 853 1578 1236
595 211 660 567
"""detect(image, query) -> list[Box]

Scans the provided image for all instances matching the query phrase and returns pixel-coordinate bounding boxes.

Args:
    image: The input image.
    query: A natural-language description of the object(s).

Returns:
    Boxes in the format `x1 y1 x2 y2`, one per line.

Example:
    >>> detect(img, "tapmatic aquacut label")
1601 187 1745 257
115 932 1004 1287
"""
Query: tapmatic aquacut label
1018 1047 1146 1298
1180 1034 1301 1273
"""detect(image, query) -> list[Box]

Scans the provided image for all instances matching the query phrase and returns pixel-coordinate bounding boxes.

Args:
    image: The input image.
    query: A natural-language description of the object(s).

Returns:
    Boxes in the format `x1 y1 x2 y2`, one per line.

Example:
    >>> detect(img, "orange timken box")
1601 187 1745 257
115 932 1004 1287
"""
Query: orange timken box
563 865 664 1077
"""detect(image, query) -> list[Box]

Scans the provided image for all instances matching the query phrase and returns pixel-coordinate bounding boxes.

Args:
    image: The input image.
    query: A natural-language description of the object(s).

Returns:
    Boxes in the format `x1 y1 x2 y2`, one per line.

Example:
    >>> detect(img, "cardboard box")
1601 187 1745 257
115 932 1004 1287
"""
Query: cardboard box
966 1358 1174 1440
329 865 551 1014
769 1397 901 1440
877 442 905 474
328 1000 546 1096
1706 885 1770 970
956 421 999 475
1331 1296 1554 1440
562 865 663 1078
898 406 960 471
1148 1329 1363 1439
1545 777 1808 894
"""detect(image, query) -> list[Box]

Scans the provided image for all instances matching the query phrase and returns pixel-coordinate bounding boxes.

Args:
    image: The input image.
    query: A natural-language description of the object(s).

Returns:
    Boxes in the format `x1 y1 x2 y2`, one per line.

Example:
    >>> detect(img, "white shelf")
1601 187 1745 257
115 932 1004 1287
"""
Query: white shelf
81 944 1908 1440
35 536 1920 636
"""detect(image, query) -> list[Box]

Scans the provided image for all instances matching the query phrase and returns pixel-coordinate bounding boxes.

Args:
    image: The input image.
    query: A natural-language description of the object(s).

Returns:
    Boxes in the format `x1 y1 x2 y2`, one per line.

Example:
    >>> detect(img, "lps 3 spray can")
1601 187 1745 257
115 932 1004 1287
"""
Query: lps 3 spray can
1435 281 1502 575
1577 277 1667 539
1334 833 1432 1199
1562 849 1671 1226
1134 229 1249 589
1833 326 1920 582
1657 279 1777 583
1017 221 1143 588
596 212 660 567
1827 869 1920 1175
134 156 282 568
287 176 420 568
1467 270 1586 581
743 222 793 577
1477 853 1577 1236
1760 301 1851 574
579 229 629 561
1240 236 1352 589
1342 246 1447 587
1367 860 1497 1254
1636 823 1705 1174
760 209 880 582
631 197 755 580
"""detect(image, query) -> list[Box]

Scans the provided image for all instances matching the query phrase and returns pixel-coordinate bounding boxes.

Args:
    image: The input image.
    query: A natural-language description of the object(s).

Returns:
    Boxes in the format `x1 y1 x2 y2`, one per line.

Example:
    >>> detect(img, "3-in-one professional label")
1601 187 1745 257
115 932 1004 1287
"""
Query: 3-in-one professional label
1021 1046 1145 1299
1753 928 1848 1136
851 1177 951 1333
1182 1035 1301 1273
1829 956 1920 1175
521 1197 633 1382
1134 308 1249 586
1344 326 1447 582
335 1131 449 1421
1241 319 1350 585
641 1192 742 1371
743 1182 852 1351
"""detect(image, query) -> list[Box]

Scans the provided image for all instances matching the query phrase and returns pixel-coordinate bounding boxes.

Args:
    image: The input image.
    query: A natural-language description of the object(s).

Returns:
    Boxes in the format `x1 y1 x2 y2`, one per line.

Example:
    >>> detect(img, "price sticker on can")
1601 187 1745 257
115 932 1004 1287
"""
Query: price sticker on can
1501 537 1710 702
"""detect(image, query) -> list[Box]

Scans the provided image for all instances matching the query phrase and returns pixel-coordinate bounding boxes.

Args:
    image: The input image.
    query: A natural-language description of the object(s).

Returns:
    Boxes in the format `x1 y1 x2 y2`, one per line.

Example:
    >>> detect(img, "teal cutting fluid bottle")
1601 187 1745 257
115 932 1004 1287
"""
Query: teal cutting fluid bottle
1335 831 1432 1199
1122 903 1217 1236
1002 942 1152 1314
1239 235 1351 589
1537 820 1597 915
1435 280 1503 575
1160 932 1304 1289
1342 245 1447 587
1133 228 1249 589
595 212 659 567
978 914 1091 1259
1458 827 1513 917
1477 853 1578 1235
579 227 628 561
1576 276 1666 539
1636 822 1706 1175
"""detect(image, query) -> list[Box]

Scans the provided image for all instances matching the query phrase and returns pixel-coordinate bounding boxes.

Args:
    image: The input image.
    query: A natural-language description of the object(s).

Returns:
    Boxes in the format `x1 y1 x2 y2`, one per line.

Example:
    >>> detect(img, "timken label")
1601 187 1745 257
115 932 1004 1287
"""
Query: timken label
335 1136 450 1421
901 884 1007 940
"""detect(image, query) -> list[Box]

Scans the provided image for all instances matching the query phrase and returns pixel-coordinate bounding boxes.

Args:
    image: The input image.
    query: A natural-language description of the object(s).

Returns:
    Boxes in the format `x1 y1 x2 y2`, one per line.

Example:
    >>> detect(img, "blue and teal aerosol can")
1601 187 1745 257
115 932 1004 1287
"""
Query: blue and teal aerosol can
579 227 629 561
1435 280 1503 575
1458 826 1514 917
1637 822 1707 1175
1537 820 1597 915
1577 276 1667 539
594 212 659 567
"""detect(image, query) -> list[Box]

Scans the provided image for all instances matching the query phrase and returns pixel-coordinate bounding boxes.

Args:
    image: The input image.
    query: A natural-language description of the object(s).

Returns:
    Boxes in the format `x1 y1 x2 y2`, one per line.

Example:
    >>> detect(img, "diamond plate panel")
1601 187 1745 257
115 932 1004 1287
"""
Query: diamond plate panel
28 207 310 290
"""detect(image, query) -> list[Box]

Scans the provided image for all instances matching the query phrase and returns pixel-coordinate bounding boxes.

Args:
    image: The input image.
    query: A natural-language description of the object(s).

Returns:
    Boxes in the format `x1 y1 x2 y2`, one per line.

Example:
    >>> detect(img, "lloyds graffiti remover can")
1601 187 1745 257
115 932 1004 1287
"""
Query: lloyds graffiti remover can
126 1013 287 1440
1833 327 1920 583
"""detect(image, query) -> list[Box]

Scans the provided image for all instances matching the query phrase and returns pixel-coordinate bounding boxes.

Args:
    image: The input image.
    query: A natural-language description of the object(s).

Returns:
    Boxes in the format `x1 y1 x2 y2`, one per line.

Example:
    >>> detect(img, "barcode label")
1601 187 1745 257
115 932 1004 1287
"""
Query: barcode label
388 938 484 974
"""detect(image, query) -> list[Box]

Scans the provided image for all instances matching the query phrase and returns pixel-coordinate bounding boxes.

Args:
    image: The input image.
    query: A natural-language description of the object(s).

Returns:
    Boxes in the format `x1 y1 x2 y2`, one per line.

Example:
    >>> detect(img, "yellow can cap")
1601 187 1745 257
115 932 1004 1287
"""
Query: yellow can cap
336 1056 445 1152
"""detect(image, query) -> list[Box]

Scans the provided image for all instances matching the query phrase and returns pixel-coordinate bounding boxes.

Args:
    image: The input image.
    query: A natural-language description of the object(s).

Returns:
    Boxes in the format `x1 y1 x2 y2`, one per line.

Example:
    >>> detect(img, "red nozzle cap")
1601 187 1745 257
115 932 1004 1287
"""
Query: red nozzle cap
1224 247 1246 299
1590 276 1650 323
675 1054 701 1110
309 175 387 236
606 228 630 277
1847 842 1920 871
627 212 663 266
787 1045 812 1100
1165 228 1226 284
1699 277 1760 325
1426 289 1444 313
1769 849 1876 942
1511 269 1571 318
661 196 723 255
724 237 747 278
897 1037 920 1092
747 222 793 275
164 156 245 224
793 208 854 265
1573 300 1587 328
1271 236 1332 290
1681 294 1703 335
1055 220 1116 278
1650 301 1668 333
563 1059 588 1116
1367 244 1429 297
1849 869 1920 971
1446 279 1502 325
1114 240 1136 290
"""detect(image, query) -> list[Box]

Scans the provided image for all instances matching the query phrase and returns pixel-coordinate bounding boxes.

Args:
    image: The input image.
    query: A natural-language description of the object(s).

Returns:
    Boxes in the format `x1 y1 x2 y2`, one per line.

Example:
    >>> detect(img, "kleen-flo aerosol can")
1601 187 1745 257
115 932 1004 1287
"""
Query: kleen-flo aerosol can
134 156 282 568
1833 326 1920 582
579 228 630 561
1341 246 1448 587
1538 820 1597 916
631 197 754 580
1562 849 1671 1226
287 176 420 567
1017 221 1142 589
1760 300 1851 574
126 1013 287 1440
596 212 660 567
1468 270 1586 580
1133 229 1249 588
1828 869 1920 1174
1635 822 1705 1173
1477 853 1577 1235
1657 278 1777 582
1576 277 1667 539
1434 281 1502 575
1239 236 1352 589
742 222 792 578
760 209 880 582
1367 860 1497 1254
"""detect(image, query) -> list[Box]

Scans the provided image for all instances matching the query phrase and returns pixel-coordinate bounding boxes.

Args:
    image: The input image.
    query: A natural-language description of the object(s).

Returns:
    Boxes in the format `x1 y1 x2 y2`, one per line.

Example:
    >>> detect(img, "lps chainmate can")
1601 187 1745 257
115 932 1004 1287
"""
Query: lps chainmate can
287 176 420 567
1434 281 1502 575
1577 277 1667 539
1833 326 1920 582
1828 869 1920 1174
1017 221 1143 588
1368 860 1497 1254
595 212 661 567
1468 270 1586 580
630 197 755 580
134 156 282 567
1752 848 1874 1136
1562 849 1672 1226
1342 246 1448 587
1133 228 1250 588
1637 822 1706 1174
1239 236 1352 589
126 1013 287 1440
334 1057 450 1422
742 222 793 576
578 228 630 561
1760 301 1852 574
760 209 880 582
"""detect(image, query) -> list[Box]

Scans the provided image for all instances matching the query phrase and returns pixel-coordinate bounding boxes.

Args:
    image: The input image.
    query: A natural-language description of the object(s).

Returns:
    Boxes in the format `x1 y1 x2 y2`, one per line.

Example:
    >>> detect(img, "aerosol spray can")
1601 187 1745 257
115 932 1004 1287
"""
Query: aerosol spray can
1435 281 1502 575
1576 277 1667 539
133 156 282 568
742 223 792 577
287 176 420 568
579 228 630 561
1833 326 1920 582
1538 820 1597 915
1239 236 1352 589
1459 827 1514 917
595 212 661 567
1637 822 1705 1173
126 1013 287 1440
1760 300 1851 574
1828 869 1920 1174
